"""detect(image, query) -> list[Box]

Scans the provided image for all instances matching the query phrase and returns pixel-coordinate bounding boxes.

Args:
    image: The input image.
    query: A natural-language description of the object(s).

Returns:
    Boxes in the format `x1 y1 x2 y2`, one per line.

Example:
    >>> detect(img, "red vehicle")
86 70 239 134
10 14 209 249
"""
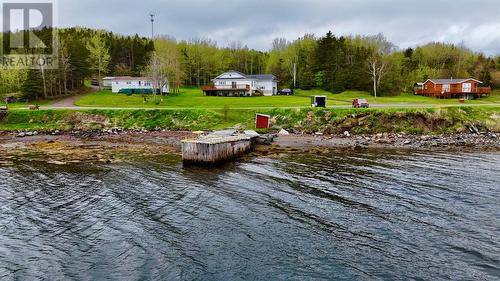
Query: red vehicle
352 99 370 108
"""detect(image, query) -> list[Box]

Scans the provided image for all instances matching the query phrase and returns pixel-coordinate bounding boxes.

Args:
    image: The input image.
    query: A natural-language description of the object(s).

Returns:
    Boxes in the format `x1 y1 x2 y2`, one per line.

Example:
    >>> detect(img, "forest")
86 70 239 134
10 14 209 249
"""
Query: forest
1 27 499 101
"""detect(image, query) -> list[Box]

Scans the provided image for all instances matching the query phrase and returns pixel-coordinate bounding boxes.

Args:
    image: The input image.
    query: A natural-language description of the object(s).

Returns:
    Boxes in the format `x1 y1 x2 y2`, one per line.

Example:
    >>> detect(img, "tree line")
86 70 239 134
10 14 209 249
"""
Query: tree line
1 27 153 101
267 32 498 95
1 28 499 101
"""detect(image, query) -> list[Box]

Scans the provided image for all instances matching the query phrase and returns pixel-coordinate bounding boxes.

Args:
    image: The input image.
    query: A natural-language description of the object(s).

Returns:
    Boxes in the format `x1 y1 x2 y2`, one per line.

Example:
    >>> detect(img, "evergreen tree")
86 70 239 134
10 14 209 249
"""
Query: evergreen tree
21 69 44 101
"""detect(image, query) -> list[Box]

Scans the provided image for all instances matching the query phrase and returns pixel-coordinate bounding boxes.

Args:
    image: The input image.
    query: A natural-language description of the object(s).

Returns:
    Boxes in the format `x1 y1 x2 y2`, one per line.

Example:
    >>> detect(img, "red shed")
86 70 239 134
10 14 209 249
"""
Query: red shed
255 114 271 129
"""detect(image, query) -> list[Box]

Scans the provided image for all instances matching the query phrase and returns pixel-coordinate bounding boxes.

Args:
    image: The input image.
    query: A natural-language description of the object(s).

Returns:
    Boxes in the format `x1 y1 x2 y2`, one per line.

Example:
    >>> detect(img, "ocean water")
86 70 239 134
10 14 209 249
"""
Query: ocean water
0 150 499 280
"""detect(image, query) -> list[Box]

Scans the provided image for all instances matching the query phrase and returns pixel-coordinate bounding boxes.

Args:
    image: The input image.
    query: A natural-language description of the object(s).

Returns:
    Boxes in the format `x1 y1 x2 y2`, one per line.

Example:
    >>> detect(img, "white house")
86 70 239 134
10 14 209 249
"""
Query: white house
202 71 278 97
110 77 169 94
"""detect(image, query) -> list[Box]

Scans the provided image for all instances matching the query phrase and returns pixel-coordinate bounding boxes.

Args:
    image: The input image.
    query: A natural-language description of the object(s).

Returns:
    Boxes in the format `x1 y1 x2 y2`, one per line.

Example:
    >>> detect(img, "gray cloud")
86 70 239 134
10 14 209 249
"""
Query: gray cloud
59 0 500 55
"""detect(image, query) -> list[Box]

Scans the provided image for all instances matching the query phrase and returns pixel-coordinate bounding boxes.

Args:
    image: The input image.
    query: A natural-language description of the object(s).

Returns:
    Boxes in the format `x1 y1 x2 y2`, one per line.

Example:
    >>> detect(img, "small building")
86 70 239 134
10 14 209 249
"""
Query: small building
102 77 114 88
110 77 169 94
311 96 327 108
202 71 278 97
415 78 491 99
255 114 271 129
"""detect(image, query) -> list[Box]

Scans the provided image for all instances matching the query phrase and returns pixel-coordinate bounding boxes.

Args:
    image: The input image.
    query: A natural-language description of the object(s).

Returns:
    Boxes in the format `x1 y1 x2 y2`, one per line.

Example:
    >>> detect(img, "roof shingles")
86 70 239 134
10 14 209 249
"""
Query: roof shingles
216 71 276 81
427 78 482 84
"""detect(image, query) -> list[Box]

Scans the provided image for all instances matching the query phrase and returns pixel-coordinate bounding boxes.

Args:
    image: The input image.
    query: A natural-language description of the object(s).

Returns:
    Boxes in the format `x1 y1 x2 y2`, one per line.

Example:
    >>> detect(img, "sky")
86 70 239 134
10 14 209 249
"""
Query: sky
57 0 500 55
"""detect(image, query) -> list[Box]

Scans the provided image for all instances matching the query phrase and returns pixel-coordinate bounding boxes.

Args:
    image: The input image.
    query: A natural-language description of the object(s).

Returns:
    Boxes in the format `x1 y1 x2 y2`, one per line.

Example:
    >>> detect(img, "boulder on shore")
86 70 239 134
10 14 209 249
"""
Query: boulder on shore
278 129 290 136
244 130 260 137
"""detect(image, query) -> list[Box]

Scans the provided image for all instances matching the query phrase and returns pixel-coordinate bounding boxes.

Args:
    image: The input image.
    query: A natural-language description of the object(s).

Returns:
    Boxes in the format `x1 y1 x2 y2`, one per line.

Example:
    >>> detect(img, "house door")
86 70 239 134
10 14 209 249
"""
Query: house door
443 84 450 92
232 82 237 89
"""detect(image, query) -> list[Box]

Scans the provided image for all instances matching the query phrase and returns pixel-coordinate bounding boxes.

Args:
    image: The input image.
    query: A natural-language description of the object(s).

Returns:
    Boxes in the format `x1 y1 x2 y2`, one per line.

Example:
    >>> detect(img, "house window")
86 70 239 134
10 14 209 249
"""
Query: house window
462 83 472 93
443 84 450 92
126 81 131 85
232 82 237 89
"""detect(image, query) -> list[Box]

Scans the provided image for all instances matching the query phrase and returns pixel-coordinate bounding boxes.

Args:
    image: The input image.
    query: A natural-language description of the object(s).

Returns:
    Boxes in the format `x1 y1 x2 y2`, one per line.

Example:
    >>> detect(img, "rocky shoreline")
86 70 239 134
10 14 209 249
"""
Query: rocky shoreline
0 130 194 165
272 132 499 150
0 129 499 164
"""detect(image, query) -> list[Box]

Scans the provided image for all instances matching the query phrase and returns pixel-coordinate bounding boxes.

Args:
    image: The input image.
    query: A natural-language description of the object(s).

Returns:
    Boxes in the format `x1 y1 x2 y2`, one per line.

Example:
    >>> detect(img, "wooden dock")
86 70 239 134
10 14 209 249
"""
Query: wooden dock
182 134 255 166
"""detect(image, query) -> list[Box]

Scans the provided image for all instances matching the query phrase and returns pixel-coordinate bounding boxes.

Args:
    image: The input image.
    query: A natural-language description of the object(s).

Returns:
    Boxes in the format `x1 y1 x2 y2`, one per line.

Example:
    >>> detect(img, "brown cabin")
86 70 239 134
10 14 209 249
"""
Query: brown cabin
414 78 491 99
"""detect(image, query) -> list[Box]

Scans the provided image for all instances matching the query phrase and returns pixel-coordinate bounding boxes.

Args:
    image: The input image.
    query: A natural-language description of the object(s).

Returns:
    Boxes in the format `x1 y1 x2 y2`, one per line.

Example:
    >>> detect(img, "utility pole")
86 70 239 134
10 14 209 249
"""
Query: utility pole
150 14 155 39
149 13 159 100
293 63 297 89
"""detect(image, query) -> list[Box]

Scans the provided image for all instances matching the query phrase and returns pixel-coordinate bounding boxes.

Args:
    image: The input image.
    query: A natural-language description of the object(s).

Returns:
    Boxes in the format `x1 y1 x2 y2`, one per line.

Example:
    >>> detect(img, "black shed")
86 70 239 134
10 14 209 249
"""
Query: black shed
311 96 327 108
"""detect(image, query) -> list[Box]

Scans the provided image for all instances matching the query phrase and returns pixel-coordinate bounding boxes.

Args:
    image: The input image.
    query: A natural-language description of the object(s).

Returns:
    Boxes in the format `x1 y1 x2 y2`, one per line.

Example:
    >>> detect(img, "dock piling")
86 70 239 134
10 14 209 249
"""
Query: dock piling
182 134 255 166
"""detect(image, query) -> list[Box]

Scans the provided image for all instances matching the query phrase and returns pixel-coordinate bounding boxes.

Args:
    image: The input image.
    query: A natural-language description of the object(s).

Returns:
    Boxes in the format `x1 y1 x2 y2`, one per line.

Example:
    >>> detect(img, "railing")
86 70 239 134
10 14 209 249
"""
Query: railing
479 87 492 94
416 87 491 96
201 85 250 91
415 89 438 95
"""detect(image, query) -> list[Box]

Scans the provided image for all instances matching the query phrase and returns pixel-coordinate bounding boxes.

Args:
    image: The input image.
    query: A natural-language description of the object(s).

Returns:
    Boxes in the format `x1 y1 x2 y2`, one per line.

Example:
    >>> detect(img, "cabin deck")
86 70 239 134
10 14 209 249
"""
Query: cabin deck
415 87 491 99
201 85 252 97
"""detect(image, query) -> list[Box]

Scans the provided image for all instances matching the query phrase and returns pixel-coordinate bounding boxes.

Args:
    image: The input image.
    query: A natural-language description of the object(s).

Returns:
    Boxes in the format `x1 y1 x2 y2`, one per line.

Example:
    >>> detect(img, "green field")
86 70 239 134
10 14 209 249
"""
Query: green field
5 99 56 109
316 90 500 105
75 88 327 109
73 88 500 109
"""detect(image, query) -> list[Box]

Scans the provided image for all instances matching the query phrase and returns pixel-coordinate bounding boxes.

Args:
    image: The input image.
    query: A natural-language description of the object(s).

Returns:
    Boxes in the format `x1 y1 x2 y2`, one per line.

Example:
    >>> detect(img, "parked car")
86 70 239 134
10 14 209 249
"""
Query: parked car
91 79 100 86
352 98 369 108
278 89 293 96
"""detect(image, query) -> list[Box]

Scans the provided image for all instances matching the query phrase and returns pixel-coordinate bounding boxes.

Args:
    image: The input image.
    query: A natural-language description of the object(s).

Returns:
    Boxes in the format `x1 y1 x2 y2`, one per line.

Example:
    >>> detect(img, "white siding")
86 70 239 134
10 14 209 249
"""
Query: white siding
255 80 277 96
111 79 169 93
213 79 253 87
215 71 246 79
103 79 113 87
211 71 278 96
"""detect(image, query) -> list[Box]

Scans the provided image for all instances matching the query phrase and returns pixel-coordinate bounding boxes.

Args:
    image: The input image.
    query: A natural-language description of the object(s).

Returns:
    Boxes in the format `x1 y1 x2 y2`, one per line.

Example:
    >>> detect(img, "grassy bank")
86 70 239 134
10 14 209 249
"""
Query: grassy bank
1 107 499 135
268 107 500 134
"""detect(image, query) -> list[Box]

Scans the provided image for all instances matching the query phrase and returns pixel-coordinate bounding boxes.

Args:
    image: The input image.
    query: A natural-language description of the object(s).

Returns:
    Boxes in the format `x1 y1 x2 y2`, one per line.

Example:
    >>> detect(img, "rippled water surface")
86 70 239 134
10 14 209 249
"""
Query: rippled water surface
0 150 499 280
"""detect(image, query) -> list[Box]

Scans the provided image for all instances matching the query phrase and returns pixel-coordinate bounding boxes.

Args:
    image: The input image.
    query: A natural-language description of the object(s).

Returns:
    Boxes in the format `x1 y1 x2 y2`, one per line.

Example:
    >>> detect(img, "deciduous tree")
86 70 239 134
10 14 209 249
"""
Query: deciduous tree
86 33 111 90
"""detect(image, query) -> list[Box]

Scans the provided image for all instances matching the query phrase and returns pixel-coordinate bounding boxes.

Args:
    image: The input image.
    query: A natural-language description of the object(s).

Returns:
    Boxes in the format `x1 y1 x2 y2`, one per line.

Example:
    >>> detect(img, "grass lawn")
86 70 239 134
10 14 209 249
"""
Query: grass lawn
5 99 56 109
76 87 323 109
74 87 500 109
296 89 500 105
